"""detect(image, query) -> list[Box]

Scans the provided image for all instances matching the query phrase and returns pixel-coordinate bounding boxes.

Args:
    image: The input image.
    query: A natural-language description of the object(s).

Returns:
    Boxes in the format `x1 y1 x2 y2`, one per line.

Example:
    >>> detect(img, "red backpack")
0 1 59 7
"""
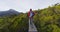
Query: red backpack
28 11 35 17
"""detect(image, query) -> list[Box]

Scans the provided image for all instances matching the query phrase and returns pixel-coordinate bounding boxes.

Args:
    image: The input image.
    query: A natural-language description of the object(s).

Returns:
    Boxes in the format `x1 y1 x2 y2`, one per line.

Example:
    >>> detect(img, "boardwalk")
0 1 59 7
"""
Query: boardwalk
29 19 37 32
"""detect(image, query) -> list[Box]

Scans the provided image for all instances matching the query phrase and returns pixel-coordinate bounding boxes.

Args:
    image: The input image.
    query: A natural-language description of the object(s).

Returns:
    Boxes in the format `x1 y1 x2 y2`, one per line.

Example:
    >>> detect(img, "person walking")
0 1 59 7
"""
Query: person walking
28 9 35 26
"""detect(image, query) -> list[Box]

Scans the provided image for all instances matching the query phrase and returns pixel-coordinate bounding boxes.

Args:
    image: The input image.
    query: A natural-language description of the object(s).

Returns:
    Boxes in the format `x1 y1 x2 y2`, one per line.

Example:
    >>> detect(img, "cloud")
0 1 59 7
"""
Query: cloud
0 0 60 13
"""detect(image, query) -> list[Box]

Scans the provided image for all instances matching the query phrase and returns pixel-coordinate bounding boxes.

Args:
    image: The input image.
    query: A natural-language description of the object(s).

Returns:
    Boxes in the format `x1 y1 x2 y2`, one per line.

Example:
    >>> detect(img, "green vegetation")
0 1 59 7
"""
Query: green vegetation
0 3 60 32
33 3 60 32
0 14 28 32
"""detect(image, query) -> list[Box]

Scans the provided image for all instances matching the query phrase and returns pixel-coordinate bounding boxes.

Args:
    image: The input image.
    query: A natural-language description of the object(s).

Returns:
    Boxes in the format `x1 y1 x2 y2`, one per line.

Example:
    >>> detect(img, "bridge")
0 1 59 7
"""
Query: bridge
29 19 37 32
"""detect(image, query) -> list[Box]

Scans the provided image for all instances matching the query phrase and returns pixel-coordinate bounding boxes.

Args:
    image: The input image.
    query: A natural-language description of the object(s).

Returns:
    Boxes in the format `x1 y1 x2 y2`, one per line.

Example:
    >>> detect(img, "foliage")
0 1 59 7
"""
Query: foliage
0 3 60 32
33 4 60 32
0 14 28 32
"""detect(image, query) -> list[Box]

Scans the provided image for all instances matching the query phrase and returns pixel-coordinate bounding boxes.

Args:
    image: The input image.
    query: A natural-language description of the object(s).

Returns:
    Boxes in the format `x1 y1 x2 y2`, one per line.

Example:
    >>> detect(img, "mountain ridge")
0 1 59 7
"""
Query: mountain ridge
0 9 20 16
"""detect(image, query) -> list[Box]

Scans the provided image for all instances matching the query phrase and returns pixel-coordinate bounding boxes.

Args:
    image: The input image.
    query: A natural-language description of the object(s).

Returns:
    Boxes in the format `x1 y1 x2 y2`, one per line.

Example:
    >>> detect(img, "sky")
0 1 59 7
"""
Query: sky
0 0 60 13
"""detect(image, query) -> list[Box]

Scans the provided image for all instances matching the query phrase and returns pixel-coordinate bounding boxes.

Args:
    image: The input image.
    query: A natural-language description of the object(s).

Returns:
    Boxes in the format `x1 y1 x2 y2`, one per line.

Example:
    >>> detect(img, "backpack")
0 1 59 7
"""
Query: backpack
30 12 34 17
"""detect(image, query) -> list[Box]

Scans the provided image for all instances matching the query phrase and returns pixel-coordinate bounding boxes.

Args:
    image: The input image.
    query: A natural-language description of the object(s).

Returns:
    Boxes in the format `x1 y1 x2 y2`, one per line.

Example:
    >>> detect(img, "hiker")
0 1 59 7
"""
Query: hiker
28 9 35 25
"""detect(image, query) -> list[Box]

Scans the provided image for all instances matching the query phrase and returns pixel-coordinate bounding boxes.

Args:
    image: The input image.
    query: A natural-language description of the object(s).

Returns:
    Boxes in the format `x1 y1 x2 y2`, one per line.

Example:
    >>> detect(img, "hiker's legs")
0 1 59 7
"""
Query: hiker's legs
30 18 33 26
30 18 33 24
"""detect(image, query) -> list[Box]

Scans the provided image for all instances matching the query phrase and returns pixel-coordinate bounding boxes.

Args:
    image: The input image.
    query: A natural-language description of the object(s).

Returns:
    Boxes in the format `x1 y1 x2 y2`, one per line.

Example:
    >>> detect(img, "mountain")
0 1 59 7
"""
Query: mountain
0 9 20 16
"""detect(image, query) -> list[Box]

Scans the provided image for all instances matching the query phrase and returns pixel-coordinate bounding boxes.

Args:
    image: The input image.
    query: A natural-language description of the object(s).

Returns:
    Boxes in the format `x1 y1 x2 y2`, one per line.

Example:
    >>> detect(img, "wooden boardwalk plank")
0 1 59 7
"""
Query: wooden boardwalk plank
29 19 37 32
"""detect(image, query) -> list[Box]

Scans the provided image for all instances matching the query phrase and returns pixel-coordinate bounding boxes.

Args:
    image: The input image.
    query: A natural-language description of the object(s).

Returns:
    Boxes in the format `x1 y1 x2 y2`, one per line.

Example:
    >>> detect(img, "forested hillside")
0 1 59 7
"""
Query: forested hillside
33 3 60 32
0 13 28 32
0 3 60 32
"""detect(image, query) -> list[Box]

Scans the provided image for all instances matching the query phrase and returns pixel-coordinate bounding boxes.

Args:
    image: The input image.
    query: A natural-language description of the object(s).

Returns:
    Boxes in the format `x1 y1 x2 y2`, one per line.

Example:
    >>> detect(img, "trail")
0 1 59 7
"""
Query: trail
29 19 37 32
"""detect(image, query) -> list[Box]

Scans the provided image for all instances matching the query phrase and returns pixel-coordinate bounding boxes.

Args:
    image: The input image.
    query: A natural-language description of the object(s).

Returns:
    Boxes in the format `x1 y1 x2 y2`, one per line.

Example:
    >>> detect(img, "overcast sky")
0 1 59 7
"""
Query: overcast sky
0 0 60 13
